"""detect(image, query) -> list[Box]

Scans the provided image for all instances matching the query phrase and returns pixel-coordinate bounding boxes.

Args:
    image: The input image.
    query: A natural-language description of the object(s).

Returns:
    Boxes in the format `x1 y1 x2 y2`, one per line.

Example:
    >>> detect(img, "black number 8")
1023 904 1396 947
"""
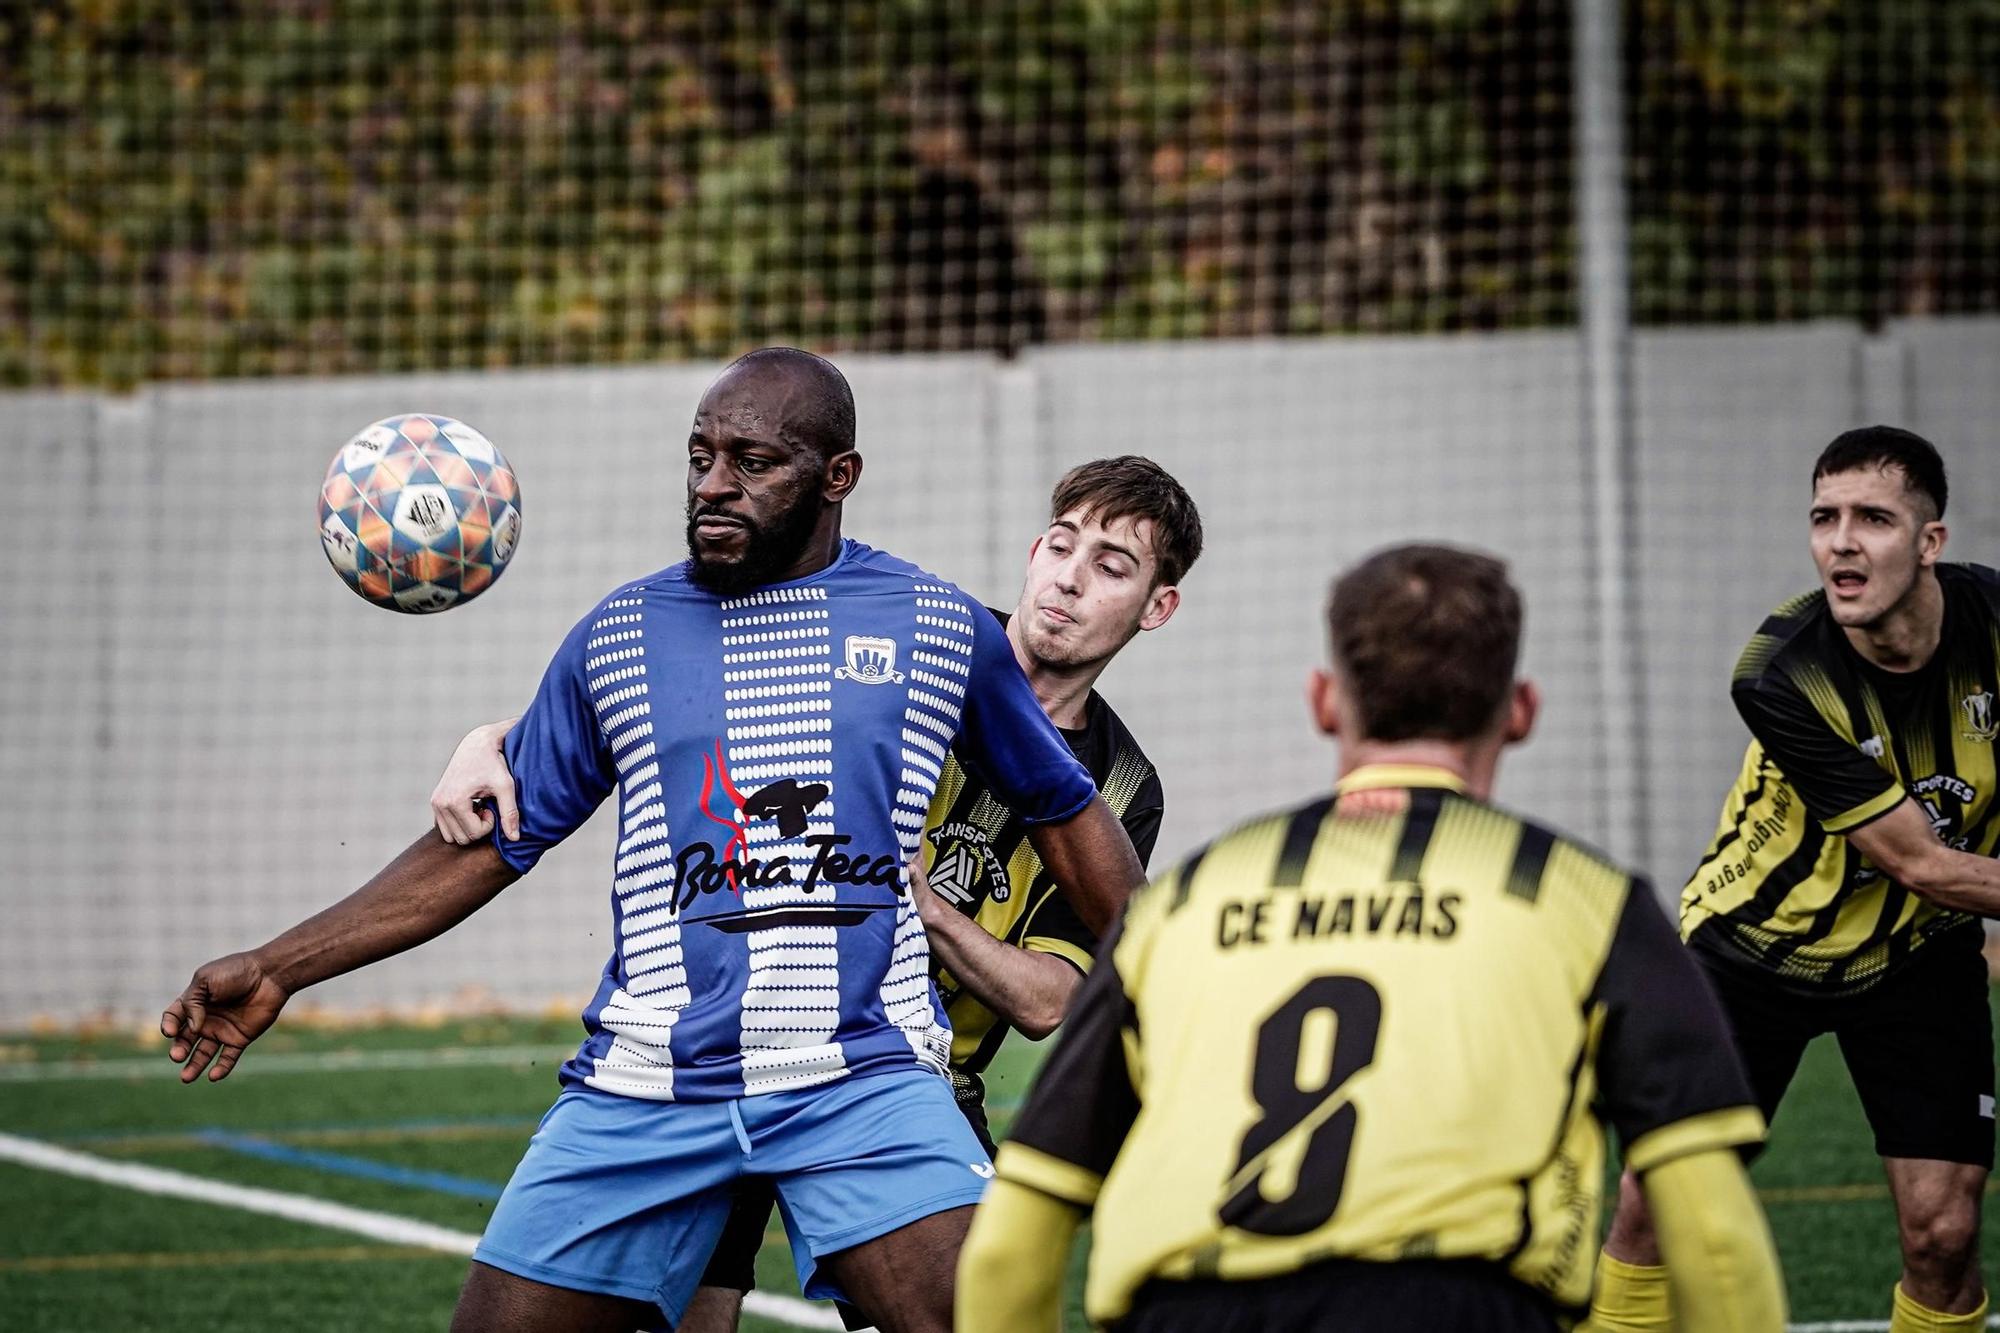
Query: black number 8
1218 974 1382 1236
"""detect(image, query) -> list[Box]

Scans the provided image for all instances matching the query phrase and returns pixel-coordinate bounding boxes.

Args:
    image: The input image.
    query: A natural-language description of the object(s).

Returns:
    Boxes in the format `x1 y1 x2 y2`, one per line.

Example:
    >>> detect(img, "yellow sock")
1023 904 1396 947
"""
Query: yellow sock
1890 1282 1990 1333
1586 1253 1672 1332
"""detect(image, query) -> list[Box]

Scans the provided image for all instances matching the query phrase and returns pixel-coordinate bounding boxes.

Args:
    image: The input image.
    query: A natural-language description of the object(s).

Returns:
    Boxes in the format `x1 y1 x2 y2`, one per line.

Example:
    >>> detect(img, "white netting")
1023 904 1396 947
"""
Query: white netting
5 2 2000 1023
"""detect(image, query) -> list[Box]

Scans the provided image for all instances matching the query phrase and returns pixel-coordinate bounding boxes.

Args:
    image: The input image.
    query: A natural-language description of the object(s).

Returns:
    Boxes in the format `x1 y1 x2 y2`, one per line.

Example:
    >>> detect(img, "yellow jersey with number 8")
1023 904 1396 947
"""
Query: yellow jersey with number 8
997 765 1763 1323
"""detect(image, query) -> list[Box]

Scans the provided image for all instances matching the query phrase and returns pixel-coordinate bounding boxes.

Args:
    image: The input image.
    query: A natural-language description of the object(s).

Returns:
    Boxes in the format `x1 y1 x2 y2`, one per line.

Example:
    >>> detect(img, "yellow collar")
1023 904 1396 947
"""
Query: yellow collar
1335 764 1469 796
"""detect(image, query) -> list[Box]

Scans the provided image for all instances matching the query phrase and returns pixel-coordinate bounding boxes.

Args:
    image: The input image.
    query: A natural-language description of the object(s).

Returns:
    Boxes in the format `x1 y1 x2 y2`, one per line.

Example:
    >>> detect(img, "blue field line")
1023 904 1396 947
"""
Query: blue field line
191 1130 505 1201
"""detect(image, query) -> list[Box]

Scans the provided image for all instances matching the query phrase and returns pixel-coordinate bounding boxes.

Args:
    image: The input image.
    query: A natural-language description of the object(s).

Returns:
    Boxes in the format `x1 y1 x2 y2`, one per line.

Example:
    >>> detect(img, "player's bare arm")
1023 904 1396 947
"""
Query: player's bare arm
1022 794 1143 937
908 856 1080 1040
161 835 519 1082
1846 798 2000 917
432 716 521 844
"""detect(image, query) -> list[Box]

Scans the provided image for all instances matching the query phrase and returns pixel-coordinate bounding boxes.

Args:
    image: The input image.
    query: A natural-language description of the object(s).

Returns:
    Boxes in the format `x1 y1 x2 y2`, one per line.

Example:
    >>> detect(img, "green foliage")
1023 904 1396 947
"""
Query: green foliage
1 0 1995 386
1627 0 2000 324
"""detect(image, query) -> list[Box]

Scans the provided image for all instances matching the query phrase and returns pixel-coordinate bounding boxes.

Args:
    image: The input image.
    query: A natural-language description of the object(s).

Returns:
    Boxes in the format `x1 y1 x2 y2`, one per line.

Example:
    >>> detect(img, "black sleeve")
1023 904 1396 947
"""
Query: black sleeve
1005 915 1141 1189
1733 676 1905 833
1018 772 1161 970
1592 880 1761 1168
1122 773 1164 872
1017 880 1096 971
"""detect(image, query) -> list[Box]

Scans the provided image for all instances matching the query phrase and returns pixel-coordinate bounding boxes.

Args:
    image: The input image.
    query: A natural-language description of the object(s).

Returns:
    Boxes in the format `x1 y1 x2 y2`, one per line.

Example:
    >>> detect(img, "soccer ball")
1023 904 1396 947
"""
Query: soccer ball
317 414 522 614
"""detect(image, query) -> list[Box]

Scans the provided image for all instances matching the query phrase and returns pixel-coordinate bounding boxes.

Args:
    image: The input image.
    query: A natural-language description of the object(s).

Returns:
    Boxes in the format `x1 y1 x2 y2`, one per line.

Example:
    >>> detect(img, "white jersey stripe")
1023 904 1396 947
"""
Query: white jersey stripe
574 593 688 1095
717 583 849 1097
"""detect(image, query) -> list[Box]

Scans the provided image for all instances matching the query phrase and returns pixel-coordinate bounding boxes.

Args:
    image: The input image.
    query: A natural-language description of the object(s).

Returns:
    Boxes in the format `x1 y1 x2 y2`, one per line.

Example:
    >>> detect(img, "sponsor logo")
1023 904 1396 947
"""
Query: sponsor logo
1701 783 1794 896
320 514 359 572
341 423 397 471
492 504 521 564
392 583 458 613
970 1162 996 1179
741 778 831 837
1913 773 1978 804
835 635 904 685
680 741 901 930
391 484 456 542
1921 797 1954 841
926 822 1012 908
1912 774 1979 851
1962 691 1997 743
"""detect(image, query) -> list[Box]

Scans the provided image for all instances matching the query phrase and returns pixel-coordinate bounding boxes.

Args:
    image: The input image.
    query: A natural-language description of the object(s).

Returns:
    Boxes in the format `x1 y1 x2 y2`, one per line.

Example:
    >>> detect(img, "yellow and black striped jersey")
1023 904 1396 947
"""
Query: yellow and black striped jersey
1682 562 2000 993
922 617 1161 1108
998 765 1760 1324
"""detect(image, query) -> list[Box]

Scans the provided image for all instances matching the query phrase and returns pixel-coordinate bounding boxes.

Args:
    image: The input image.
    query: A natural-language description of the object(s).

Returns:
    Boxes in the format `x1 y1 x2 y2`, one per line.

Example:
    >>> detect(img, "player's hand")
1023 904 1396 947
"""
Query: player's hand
906 852 947 928
431 717 521 844
160 953 291 1084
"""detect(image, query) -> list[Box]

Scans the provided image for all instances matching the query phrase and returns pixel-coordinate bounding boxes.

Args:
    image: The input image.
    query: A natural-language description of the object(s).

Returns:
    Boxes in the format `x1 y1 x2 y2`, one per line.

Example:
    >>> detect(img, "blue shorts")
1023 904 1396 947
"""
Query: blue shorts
472 1066 993 1325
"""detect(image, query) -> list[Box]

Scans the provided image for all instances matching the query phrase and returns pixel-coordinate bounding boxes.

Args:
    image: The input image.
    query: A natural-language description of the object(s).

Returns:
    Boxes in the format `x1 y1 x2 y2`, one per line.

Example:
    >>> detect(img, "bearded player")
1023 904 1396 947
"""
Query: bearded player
161 348 1145 1333
432 455 1203 1329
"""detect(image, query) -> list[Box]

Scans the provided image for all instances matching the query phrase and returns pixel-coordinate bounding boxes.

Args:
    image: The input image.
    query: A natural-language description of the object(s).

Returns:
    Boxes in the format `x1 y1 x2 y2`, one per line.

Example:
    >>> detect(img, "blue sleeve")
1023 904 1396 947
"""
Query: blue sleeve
954 606 1096 825
492 607 619 873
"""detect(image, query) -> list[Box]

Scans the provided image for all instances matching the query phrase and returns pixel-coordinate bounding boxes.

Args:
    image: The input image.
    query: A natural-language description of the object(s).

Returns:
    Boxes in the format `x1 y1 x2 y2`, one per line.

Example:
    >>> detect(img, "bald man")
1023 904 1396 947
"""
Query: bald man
161 349 1146 1333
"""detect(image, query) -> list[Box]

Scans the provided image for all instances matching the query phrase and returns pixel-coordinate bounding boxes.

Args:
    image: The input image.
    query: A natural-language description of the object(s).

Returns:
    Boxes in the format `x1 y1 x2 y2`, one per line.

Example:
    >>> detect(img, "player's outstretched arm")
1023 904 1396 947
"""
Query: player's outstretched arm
431 716 522 844
161 834 520 1083
908 856 1080 1038
1023 795 1144 937
1847 798 2000 917
1644 1147 1787 1330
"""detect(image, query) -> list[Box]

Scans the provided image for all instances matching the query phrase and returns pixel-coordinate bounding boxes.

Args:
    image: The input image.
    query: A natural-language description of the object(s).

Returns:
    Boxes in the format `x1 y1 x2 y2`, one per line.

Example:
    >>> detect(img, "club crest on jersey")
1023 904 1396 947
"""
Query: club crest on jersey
1961 691 1997 742
836 635 904 685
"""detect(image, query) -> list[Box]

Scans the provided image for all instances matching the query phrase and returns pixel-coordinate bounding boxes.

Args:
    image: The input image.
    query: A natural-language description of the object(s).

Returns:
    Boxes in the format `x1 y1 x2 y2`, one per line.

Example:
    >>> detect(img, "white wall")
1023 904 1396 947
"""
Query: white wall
4 320 1996 1023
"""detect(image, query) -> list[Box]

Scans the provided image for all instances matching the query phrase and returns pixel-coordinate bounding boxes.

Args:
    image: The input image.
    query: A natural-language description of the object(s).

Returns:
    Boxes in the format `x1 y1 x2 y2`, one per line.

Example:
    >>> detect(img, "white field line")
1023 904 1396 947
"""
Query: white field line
0 1131 479 1252
13 1122 1939 1333
740 1292 848 1330
1792 1312 1992 1320
0 1044 572 1083
0 1132 843 1331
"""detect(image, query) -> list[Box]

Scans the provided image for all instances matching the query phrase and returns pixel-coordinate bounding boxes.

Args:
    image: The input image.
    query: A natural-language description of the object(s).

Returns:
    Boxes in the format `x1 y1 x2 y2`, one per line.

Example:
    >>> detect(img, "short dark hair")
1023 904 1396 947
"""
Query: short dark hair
1048 456 1204 587
1327 544 1523 743
728 346 857 459
1813 425 1948 519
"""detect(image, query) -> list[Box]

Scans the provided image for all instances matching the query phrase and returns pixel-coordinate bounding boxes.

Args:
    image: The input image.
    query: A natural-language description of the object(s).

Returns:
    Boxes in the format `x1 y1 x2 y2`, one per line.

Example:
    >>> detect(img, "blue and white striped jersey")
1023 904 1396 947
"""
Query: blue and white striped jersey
498 539 1097 1101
